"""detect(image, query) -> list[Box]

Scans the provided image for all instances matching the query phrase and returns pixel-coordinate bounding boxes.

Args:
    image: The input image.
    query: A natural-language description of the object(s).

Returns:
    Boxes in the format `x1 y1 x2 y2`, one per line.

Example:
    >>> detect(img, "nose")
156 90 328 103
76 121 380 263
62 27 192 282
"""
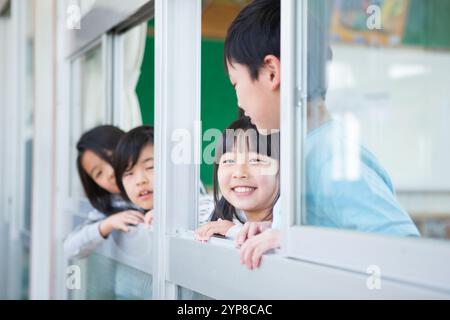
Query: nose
135 169 148 186
106 165 115 182
232 163 248 179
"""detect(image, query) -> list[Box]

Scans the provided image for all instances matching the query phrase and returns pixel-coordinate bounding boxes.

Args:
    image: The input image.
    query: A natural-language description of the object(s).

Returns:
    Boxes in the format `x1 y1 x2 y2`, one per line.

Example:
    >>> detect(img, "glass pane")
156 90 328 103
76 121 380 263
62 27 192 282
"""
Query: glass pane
67 16 156 300
80 45 106 132
197 0 252 231
70 253 153 300
297 0 450 240
69 44 105 198
177 287 214 300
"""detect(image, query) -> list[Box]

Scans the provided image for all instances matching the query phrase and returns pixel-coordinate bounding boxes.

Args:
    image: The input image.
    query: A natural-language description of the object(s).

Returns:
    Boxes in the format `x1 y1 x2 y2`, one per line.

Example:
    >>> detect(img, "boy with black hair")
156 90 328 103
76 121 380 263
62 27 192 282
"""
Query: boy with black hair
224 0 419 270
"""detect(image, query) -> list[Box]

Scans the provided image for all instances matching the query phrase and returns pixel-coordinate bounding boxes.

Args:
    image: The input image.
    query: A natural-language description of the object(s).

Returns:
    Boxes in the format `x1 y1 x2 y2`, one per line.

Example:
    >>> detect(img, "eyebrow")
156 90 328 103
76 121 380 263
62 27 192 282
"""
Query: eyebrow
141 157 154 164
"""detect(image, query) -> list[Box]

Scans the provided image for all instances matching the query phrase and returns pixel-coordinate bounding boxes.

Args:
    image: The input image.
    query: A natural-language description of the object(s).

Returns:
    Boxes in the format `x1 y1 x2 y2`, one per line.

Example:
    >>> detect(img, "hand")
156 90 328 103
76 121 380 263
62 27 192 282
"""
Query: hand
194 219 236 242
99 210 145 237
235 221 272 248
239 229 281 270
143 210 154 229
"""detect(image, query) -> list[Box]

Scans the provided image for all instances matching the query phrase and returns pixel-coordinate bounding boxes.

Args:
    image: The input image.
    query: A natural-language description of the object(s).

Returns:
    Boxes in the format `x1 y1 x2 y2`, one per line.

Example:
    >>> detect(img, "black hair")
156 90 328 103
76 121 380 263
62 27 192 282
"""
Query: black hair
210 116 280 223
76 125 128 215
224 0 280 80
224 0 333 100
114 126 155 200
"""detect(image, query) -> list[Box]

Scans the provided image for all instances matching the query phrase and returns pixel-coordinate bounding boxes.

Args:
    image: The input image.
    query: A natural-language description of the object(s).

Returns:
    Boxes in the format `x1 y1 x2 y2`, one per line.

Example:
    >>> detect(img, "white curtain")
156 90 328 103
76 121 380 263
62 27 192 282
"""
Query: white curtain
121 22 147 131
81 46 105 132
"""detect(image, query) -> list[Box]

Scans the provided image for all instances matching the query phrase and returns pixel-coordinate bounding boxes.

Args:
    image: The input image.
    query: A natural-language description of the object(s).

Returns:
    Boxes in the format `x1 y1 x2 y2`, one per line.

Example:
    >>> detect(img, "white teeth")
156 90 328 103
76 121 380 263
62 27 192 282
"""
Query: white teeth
140 190 150 196
233 187 254 193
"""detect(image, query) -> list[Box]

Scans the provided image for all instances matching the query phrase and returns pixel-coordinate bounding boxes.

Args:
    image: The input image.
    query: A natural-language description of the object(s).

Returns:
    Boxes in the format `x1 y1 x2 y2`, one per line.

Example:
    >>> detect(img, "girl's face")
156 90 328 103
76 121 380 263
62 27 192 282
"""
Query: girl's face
218 149 279 220
81 150 120 194
122 144 154 211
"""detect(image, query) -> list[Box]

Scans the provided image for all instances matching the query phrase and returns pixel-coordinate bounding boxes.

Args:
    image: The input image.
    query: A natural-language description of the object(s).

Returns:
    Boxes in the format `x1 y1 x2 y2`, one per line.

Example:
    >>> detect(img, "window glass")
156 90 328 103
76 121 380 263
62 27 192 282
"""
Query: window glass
297 0 450 241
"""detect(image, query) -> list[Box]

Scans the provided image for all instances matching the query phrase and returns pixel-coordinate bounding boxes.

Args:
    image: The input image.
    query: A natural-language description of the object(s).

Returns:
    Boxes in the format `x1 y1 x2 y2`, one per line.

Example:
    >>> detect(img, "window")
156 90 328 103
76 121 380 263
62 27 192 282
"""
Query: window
281 0 450 295
66 2 155 300
293 0 450 241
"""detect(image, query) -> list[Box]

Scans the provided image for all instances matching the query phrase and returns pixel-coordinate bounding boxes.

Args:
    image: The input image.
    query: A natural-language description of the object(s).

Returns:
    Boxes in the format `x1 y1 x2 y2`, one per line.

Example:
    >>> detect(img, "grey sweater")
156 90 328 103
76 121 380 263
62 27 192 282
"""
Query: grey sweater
63 196 139 260
64 186 215 260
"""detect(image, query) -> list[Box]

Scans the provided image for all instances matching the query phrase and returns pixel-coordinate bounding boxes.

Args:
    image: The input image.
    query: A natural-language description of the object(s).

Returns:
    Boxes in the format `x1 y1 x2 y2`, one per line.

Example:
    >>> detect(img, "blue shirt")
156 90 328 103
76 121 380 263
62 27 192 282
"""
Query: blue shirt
273 121 420 237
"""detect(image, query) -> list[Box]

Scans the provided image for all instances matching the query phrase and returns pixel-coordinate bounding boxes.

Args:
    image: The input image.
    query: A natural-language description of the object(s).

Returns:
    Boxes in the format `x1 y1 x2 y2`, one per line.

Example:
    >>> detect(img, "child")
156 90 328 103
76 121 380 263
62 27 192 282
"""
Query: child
113 125 155 224
64 126 149 260
223 0 420 269
195 116 280 242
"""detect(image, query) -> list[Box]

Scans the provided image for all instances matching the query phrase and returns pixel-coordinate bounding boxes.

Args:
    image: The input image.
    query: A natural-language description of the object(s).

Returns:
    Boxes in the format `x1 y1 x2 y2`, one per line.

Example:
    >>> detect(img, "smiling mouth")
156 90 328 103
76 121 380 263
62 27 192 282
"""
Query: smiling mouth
232 186 257 195
138 190 153 200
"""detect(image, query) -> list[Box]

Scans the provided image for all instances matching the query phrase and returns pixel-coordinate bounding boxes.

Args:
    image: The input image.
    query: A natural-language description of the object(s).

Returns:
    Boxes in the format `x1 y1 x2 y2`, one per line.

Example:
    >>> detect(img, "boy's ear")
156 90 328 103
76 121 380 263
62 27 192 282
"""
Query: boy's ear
263 55 281 91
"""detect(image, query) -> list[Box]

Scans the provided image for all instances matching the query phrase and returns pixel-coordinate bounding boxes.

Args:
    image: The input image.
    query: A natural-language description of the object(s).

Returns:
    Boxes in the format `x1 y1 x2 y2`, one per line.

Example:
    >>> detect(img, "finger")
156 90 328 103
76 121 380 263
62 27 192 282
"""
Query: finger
125 215 144 224
236 223 250 247
204 227 219 241
247 224 260 239
194 227 204 240
251 246 264 269
195 226 205 240
243 240 257 270
239 238 248 263
119 224 130 232
124 217 140 226
239 238 252 266
128 211 145 220
200 225 214 242
144 212 153 227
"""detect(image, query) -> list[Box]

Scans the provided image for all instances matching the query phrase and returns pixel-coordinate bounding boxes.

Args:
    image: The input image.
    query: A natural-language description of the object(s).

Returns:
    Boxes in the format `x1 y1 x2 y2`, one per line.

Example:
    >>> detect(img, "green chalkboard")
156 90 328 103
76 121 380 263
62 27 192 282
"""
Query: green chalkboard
403 0 450 49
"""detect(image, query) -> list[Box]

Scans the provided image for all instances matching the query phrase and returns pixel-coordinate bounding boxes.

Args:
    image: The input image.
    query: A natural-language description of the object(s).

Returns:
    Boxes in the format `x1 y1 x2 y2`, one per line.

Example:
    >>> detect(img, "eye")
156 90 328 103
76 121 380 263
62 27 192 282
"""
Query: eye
249 157 268 165
222 159 235 165
95 171 102 179
146 166 154 171
123 171 133 177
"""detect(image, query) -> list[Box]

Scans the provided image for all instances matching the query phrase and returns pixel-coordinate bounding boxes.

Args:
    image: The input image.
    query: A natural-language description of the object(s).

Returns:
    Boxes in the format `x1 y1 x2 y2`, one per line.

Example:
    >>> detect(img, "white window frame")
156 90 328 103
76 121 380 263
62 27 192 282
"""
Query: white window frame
281 0 450 297
29 0 58 300
153 0 201 299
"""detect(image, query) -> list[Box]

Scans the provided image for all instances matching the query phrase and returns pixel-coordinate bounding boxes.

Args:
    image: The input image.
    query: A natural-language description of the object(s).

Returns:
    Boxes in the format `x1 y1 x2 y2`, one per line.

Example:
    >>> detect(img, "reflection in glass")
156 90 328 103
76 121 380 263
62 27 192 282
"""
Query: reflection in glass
178 287 214 300
70 254 152 300
298 0 450 240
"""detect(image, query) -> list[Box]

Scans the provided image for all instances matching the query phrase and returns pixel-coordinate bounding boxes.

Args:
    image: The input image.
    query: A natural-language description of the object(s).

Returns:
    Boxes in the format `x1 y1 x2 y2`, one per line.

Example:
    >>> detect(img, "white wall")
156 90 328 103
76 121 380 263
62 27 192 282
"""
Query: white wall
328 44 450 193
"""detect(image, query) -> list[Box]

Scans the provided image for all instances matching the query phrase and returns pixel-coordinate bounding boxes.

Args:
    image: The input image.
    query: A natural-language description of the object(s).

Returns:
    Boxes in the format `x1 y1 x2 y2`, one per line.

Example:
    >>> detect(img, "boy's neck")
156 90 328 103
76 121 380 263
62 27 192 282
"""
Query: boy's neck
307 98 332 132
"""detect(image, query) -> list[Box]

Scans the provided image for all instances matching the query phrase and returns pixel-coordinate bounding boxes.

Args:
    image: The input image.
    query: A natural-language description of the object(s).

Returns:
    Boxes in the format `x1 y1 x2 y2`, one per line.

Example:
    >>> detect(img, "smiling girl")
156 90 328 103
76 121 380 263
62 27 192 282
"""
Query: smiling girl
64 126 150 260
195 116 280 241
